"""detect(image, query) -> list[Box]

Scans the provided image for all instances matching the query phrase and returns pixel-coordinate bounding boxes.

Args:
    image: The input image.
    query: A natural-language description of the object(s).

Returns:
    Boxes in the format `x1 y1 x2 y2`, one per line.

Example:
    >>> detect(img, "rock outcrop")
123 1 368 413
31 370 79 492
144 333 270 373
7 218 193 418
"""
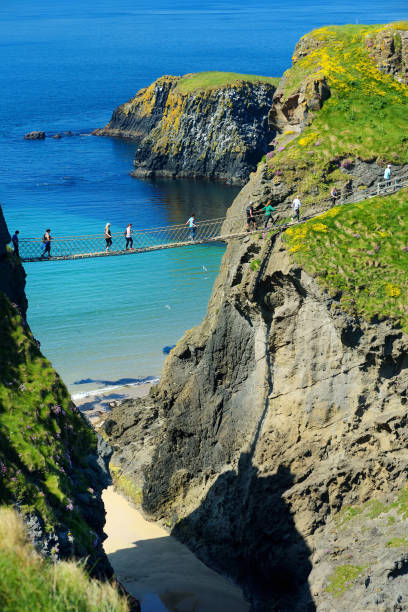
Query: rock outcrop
24 131 45 140
94 73 278 184
366 26 408 84
0 205 112 578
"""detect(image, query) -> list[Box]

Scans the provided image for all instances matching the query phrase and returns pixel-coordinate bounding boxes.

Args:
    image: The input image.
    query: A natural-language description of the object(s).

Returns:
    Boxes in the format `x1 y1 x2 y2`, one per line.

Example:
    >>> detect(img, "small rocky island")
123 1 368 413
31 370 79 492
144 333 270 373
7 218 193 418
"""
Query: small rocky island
94 72 279 184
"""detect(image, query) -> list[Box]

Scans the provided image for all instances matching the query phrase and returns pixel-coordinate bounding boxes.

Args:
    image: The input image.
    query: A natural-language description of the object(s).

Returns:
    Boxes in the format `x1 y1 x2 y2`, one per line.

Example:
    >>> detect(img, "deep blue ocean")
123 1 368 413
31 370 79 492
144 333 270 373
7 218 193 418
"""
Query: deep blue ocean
1 0 406 396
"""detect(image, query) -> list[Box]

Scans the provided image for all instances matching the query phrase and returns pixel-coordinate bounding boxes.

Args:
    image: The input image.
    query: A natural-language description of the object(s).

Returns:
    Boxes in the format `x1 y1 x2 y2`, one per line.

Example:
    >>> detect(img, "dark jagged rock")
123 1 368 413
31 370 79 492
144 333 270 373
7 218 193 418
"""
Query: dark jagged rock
94 74 278 184
24 131 45 140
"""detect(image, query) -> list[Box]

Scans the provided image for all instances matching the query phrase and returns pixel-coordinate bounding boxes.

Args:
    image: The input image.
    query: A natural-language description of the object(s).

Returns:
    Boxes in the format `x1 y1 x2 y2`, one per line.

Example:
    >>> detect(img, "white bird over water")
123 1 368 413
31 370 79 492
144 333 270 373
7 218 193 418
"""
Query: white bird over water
165 304 171 310
202 265 208 271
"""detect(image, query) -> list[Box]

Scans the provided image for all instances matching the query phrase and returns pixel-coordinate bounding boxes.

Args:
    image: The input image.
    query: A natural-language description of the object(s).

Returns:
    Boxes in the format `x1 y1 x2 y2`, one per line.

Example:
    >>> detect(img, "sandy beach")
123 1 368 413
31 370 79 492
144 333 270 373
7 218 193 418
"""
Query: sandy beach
103 486 249 612
76 385 249 611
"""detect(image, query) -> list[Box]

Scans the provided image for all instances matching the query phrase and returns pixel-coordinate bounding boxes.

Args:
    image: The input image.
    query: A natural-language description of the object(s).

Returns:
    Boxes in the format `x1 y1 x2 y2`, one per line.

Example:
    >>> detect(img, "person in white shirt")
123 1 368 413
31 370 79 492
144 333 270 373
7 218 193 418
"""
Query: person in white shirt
125 223 133 249
384 164 391 185
291 197 301 222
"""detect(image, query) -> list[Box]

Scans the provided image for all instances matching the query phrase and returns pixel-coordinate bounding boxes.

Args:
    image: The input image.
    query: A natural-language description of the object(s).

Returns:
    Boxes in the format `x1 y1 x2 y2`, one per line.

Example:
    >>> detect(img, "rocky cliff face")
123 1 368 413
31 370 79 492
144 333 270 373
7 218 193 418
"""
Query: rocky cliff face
95 74 277 184
106 168 408 610
0 206 112 577
105 22 408 611
366 26 408 84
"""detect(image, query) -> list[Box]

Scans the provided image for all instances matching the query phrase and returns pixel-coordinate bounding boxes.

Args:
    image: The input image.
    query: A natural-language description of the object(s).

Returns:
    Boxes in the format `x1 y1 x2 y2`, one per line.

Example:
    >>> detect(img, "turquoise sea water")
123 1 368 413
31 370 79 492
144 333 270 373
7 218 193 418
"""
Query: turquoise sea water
1 0 406 395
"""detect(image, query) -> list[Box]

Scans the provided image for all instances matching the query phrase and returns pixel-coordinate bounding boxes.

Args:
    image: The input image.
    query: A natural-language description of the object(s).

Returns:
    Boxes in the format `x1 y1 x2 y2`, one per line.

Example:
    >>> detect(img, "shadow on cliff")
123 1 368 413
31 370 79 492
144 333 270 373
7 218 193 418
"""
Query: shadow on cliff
171 456 315 612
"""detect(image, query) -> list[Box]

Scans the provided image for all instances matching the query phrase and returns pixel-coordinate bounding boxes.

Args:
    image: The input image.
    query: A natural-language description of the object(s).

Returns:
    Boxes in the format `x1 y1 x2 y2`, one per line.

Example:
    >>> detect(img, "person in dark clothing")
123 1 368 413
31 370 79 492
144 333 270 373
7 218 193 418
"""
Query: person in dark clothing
105 223 112 251
246 202 257 231
330 186 339 207
40 229 52 258
11 231 19 257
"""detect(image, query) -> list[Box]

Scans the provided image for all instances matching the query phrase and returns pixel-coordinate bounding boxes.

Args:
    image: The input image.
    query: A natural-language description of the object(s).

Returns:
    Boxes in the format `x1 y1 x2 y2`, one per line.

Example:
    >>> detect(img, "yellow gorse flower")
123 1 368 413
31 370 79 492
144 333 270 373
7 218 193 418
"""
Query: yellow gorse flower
385 284 401 297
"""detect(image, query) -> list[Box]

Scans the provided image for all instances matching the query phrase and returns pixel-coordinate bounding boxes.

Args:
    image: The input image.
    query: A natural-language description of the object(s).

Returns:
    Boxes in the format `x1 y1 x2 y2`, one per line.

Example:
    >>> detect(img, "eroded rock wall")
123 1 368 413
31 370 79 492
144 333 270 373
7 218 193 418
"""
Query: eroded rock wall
366 27 408 84
106 169 408 609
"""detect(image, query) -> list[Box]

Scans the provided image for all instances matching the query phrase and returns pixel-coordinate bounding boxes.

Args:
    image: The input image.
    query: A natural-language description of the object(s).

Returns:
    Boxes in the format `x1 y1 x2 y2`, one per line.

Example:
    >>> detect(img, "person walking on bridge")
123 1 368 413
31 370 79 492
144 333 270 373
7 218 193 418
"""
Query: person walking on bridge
291 197 301 222
105 223 112 252
186 214 197 240
40 229 52 258
11 230 19 257
125 223 133 250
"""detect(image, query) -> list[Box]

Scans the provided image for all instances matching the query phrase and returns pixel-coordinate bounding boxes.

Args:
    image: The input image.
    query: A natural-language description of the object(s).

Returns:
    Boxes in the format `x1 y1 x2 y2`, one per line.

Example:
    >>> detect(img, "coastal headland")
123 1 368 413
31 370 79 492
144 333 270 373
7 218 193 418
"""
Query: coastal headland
94 72 279 184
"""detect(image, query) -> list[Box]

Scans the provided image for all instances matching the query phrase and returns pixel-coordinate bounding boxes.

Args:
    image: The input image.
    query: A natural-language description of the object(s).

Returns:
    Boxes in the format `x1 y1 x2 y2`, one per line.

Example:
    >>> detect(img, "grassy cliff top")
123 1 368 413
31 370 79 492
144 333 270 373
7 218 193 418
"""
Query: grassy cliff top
284 189 408 330
177 71 280 94
267 21 408 203
0 508 128 612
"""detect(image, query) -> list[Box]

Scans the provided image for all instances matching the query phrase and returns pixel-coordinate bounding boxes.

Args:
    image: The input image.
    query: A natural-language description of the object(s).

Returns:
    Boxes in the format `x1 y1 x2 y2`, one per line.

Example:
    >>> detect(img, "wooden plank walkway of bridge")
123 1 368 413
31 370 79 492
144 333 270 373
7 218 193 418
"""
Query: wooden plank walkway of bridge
19 176 408 263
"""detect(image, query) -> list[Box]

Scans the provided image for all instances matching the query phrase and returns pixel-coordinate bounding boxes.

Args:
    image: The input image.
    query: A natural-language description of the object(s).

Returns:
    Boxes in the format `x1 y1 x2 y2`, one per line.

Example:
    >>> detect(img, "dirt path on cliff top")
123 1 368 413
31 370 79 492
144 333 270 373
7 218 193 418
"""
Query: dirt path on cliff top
103 486 249 612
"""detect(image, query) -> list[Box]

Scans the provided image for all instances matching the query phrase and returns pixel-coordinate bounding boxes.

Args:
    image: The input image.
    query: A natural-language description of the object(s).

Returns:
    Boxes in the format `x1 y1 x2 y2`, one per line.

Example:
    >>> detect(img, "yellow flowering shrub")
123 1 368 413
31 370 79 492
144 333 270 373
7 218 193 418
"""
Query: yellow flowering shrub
312 223 328 232
298 132 319 147
385 284 401 297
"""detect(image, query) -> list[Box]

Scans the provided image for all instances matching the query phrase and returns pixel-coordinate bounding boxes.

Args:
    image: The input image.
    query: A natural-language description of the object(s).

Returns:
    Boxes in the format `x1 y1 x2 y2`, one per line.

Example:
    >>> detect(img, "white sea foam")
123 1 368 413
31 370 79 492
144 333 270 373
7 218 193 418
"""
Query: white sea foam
71 378 159 400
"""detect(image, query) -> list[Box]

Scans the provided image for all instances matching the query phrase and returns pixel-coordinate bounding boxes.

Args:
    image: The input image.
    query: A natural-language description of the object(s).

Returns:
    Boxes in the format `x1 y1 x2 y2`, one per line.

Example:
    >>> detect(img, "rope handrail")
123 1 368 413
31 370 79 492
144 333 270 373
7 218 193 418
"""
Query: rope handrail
16 174 408 262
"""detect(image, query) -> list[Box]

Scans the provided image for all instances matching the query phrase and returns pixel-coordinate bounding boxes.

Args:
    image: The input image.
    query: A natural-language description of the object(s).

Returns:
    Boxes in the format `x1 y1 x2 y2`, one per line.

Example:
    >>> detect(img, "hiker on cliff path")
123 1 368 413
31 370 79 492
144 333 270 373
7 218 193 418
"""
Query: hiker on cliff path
291 197 301 222
104 223 112 251
186 214 197 240
384 164 391 186
11 230 19 257
125 223 133 250
246 201 257 231
263 200 276 229
330 186 339 207
40 229 52 258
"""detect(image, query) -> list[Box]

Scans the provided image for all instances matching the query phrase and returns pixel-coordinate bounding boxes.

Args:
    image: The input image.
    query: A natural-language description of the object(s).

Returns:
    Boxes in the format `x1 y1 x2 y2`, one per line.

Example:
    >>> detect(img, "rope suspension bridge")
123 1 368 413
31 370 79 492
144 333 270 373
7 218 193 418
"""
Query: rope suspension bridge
18 175 408 263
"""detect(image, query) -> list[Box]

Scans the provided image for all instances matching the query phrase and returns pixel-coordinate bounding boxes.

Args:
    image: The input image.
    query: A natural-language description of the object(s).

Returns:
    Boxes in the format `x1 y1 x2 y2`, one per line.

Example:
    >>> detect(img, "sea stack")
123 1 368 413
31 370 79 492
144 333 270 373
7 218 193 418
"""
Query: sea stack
94 72 279 184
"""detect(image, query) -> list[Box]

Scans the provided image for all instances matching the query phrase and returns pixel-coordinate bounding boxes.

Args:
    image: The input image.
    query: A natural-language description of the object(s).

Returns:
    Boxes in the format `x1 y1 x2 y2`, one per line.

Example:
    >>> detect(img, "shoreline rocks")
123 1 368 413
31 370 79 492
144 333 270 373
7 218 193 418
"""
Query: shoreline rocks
24 131 45 140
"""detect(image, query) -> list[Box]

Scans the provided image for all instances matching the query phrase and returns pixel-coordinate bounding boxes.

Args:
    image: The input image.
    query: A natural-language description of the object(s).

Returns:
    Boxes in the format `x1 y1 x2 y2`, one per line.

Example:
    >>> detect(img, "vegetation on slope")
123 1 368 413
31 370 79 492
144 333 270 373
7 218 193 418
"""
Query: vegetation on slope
267 22 408 204
0 507 128 612
0 292 99 554
283 189 408 330
177 71 279 94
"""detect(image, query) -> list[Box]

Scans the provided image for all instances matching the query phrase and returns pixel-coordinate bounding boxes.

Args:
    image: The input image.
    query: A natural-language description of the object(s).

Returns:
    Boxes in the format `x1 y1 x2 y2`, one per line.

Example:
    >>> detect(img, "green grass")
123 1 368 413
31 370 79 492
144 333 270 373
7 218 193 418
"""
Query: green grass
284 189 408 331
177 71 280 94
326 564 365 596
0 292 99 554
386 537 408 548
335 485 408 529
110 465 143 505
267 22 408 205
250 258 261 271
0 507 128 612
